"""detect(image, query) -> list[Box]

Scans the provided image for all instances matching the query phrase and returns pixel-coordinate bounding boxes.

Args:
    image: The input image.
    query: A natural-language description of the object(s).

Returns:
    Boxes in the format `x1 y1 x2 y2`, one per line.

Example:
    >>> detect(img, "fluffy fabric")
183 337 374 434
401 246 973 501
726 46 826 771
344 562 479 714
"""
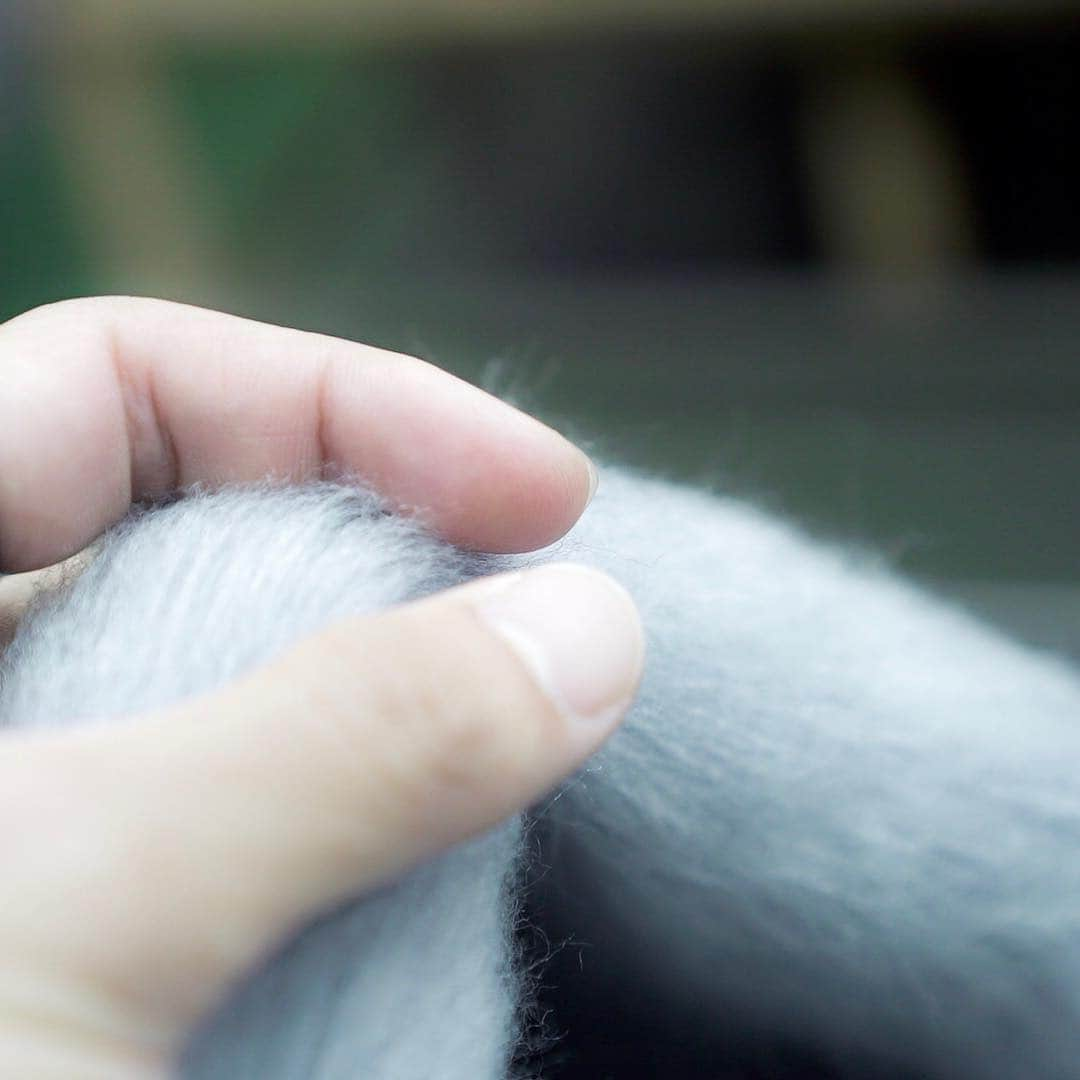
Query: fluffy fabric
0 486 523 1080
3 469 1080 1078
534 472 1080 1078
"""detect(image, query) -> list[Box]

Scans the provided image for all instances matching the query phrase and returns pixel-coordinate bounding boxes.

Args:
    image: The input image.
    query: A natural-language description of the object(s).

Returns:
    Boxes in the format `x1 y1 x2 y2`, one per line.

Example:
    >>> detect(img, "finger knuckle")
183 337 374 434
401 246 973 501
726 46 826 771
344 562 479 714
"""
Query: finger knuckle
309 613 551 833
425 697 513 796
382 667 514 805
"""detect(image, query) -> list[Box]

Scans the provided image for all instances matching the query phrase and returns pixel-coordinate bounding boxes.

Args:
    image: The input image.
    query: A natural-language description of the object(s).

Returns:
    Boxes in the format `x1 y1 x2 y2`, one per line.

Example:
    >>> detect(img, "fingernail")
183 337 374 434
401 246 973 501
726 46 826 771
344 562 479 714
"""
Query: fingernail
585 458 599 506
476 564 644 728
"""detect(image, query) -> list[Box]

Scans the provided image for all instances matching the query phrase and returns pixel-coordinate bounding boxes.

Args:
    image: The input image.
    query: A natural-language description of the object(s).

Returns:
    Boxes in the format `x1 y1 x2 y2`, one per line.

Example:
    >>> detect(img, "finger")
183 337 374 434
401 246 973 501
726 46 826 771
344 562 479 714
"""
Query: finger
0 297 595 571
0 564 643 1056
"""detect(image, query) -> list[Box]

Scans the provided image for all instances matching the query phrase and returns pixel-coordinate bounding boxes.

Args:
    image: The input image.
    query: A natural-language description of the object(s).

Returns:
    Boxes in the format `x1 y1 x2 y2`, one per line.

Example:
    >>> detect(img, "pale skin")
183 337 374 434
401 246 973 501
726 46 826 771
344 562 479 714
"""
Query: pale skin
0 297 644 1078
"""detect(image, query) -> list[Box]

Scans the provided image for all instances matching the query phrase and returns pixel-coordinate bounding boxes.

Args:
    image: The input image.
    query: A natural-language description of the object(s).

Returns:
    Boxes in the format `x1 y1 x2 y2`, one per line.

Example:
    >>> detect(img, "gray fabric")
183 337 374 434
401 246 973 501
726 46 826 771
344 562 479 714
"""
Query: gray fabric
3 468 1080 1077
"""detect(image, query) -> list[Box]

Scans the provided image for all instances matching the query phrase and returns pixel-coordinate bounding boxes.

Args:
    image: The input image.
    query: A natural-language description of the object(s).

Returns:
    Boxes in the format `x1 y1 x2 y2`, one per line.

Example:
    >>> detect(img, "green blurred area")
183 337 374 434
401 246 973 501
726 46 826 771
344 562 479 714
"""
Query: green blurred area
0 87 92 316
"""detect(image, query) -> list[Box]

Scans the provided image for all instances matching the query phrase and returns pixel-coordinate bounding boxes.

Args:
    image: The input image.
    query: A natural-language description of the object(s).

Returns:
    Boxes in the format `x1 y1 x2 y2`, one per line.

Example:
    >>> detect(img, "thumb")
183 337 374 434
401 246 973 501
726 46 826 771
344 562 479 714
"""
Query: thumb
0 564 643 1068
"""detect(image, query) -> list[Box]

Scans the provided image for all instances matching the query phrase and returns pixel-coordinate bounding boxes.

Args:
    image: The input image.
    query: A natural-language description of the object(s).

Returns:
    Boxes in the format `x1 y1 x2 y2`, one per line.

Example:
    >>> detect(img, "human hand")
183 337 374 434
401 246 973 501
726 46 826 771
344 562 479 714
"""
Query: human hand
0 298 644 1077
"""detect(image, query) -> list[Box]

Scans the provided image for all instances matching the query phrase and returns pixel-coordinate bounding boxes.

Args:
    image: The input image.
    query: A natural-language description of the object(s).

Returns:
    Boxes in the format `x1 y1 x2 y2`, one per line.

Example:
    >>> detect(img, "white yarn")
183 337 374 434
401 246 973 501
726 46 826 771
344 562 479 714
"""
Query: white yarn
3 469 1080 1078
0 486 522 1080
538 471 1080 1078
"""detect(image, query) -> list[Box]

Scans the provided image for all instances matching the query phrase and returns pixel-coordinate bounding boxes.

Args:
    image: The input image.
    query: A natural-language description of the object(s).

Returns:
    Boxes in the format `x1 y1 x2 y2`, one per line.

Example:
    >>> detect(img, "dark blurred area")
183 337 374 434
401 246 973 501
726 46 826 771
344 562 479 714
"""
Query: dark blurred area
2 5 1080 1073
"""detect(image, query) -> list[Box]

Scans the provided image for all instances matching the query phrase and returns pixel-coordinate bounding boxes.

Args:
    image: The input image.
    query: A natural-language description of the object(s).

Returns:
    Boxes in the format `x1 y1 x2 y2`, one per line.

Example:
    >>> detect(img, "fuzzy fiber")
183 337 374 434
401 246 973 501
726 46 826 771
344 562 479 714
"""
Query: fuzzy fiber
3 469 1080 1078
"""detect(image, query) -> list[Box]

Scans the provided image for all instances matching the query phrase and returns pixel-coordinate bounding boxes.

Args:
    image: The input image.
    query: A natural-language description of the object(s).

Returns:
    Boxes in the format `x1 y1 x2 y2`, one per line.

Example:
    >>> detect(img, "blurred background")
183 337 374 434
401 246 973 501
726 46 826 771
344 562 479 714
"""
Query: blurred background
1 14 1078 616
3 1 1080 663
3 3 1079 1076
2 14 1079 592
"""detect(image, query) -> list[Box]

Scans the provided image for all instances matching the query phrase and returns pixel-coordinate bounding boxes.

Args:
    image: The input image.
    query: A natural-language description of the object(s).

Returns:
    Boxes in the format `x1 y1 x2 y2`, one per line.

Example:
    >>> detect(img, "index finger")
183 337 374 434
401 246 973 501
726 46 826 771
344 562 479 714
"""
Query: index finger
0 297 595 571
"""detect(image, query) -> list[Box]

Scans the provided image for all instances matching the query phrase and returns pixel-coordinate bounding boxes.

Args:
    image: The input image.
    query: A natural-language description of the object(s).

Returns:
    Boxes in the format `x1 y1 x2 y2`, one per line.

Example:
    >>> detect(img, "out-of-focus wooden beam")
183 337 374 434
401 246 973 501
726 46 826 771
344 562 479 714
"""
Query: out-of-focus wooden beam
801 56 976 272
40 19 231 304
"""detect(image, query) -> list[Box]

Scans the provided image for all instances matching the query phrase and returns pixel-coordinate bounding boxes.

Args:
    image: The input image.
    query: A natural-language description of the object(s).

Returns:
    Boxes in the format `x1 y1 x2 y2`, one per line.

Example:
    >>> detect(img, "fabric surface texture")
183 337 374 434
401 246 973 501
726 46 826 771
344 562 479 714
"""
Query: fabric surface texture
2 468 1080 1078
